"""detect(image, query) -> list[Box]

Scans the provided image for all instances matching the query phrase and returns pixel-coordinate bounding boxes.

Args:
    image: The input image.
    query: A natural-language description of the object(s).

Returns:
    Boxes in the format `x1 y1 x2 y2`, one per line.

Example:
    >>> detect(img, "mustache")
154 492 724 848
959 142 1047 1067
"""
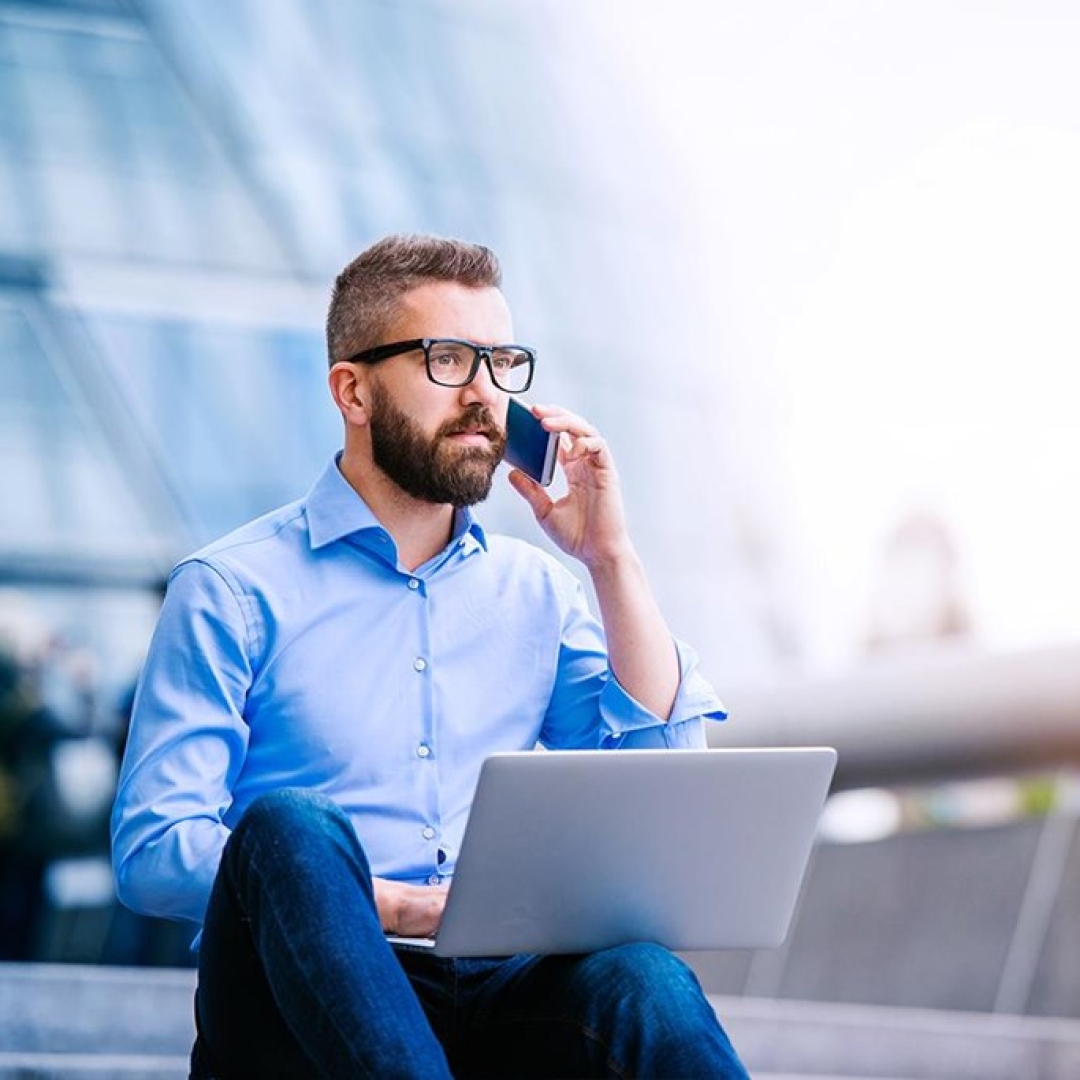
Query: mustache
438 404 504 441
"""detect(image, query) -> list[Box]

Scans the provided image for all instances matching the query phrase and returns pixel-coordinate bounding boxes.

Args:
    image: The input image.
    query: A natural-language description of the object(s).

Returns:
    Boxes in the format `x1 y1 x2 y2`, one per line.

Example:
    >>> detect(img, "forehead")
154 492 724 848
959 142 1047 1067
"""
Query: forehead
385 282 514 344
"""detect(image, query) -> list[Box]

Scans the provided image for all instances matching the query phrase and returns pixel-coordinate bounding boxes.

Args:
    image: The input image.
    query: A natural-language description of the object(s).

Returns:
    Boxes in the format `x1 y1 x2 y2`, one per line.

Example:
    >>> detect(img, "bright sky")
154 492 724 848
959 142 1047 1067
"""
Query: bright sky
595 1 1080 670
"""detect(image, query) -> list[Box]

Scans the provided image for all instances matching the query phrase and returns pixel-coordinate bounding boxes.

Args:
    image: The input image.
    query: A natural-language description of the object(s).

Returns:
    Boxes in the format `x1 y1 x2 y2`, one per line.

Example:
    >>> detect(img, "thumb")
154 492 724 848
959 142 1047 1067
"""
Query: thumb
508 468 552 521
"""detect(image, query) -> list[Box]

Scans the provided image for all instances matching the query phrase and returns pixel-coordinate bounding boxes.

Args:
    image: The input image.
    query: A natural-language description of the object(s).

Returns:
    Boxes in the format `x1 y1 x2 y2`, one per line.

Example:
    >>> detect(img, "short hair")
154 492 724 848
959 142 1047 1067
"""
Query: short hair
326 234 502 365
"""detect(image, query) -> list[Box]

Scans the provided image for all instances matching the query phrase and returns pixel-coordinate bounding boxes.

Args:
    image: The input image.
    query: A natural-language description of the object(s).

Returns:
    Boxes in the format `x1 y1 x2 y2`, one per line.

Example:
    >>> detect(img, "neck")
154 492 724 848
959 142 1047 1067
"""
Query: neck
338 447 457 572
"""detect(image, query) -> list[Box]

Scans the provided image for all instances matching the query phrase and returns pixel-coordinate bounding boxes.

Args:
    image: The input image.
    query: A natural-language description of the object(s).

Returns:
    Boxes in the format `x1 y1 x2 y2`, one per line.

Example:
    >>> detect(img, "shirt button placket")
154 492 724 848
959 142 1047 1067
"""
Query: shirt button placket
412 575 435 870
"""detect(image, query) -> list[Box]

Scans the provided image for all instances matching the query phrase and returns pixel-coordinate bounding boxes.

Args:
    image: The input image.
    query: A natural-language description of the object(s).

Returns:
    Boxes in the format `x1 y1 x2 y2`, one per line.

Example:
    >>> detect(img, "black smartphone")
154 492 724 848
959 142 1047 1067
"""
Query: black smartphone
505 398 559 487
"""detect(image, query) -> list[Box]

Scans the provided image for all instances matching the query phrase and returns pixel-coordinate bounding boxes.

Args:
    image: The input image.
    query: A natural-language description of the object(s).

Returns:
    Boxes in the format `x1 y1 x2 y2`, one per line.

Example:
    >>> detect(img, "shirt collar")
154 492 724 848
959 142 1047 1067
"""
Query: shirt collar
305 455 488 554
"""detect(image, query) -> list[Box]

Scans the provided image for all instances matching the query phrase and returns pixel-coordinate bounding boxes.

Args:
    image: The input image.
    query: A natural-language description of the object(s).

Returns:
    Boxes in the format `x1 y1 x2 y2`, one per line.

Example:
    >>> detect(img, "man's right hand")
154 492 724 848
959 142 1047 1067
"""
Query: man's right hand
373 877 448 938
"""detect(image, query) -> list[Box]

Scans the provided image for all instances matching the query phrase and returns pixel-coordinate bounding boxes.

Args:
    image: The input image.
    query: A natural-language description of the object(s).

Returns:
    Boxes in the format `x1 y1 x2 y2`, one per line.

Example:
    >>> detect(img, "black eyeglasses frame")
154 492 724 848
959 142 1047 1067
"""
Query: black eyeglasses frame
342 337 536 394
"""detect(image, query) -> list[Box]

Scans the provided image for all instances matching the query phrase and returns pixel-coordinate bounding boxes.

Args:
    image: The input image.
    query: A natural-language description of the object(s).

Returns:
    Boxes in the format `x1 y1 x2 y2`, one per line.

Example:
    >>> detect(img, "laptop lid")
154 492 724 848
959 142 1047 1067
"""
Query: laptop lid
430 747 837 958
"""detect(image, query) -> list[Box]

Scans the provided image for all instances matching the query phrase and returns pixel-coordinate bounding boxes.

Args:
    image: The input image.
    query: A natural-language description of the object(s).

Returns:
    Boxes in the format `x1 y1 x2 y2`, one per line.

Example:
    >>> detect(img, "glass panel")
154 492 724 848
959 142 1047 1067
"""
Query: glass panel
0 10 288 271
84 314 341 544
0 301 168 562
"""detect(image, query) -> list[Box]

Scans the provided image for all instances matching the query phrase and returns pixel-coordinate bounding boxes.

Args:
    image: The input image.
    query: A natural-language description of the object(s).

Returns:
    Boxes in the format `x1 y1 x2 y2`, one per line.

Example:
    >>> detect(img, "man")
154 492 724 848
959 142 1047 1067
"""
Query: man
112 235 749 1079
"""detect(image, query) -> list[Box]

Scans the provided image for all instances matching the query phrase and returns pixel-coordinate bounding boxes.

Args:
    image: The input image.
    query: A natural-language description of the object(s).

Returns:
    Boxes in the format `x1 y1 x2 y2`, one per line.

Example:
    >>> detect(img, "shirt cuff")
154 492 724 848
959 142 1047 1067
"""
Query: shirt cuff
598 638 727 748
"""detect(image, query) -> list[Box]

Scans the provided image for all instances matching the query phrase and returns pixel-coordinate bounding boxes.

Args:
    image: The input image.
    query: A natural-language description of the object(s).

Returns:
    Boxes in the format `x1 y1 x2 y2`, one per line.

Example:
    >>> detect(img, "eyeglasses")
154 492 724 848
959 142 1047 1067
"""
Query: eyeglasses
344 338 536 394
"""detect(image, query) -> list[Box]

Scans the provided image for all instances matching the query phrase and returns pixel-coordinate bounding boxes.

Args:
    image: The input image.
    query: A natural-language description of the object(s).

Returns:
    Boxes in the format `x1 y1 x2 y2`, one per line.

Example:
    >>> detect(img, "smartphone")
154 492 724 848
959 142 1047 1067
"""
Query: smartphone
505 398 559 487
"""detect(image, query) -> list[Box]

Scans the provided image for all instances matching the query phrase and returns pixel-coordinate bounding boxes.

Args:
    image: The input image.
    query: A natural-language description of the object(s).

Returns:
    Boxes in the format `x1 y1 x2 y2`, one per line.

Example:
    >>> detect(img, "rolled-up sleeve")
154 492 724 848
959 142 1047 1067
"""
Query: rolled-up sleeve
540 575 727 750
598 637 727 748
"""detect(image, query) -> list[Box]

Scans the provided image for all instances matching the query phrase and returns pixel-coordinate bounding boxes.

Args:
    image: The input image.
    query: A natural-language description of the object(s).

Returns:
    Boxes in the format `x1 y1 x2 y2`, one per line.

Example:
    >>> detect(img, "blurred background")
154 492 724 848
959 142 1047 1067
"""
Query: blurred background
2 0 1080 1075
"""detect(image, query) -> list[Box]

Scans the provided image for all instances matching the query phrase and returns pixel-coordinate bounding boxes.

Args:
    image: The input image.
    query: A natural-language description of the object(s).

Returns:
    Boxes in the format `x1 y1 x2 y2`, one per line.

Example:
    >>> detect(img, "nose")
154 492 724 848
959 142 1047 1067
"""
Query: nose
458 352 502 409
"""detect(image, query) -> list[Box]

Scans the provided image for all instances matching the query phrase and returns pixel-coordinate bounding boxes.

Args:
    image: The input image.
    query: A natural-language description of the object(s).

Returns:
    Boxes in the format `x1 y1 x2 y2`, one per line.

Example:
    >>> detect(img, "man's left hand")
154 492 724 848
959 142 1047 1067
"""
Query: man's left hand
507 405 631 570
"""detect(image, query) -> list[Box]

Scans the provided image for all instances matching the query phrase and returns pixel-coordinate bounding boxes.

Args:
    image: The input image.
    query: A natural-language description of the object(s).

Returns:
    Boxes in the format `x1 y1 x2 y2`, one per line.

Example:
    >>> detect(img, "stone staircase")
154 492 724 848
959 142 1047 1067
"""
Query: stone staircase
0 963 193 1079
4 963 1080 1079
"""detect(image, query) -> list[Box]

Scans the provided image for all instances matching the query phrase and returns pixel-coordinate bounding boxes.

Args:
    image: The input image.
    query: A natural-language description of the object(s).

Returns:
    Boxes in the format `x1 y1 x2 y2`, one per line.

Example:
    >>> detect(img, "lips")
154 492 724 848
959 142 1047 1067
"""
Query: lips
448 426 493 439
439 406 506 455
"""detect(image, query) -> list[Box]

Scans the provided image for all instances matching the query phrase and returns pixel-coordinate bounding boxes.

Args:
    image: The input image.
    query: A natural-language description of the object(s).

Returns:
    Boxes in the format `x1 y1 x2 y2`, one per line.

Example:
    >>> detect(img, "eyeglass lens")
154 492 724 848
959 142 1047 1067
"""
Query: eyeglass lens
426 340 532 392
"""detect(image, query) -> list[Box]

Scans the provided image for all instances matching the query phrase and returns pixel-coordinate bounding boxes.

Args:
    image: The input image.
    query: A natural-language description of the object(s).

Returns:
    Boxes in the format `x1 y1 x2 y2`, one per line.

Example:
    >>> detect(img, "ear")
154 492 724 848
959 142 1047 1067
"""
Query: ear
328 362 371 427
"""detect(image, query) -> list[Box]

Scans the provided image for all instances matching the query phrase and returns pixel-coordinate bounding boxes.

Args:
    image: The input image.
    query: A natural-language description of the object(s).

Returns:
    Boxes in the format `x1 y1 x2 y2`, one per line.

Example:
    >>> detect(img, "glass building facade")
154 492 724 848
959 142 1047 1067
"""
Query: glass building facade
0 0 761 964
0 0 761 712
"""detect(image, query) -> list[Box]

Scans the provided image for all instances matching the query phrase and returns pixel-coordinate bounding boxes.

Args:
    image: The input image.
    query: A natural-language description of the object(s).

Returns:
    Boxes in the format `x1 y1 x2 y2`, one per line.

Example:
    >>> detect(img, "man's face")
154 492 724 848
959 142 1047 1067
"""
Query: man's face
363 283 514 507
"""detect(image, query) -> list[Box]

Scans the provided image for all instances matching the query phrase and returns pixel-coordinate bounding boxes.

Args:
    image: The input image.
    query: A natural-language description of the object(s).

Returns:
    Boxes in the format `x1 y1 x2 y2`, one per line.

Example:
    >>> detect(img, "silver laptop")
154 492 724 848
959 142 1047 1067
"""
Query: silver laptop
392 747 837 958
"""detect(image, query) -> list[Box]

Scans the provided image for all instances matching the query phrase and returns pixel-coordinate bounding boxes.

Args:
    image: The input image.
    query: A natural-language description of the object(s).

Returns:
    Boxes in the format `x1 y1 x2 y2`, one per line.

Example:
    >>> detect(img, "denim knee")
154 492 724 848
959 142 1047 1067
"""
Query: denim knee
585 943 747 1076
237 786 341 832
581 942 716 1028
590 942 700 996
229 788 367 872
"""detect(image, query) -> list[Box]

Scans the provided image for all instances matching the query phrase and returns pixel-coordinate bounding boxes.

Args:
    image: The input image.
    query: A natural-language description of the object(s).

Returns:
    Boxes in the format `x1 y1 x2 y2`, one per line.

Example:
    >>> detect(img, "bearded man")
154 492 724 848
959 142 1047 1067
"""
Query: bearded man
112 235 749 1080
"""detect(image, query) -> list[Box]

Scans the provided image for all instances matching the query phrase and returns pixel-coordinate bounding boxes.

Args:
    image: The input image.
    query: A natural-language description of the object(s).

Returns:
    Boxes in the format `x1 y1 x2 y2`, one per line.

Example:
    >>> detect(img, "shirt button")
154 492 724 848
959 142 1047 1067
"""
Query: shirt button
408 578 420 590
422 826 436 840
417 744 431 758
428 873 442 885
413 657 427 672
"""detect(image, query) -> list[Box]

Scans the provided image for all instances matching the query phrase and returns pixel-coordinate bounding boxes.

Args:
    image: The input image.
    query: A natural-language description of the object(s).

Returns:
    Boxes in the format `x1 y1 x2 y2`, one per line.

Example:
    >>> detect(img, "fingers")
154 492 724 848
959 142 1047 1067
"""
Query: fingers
374 877 449 937
530 404 597 440
396 884 448 938
561 433 609 465
529 405 613 469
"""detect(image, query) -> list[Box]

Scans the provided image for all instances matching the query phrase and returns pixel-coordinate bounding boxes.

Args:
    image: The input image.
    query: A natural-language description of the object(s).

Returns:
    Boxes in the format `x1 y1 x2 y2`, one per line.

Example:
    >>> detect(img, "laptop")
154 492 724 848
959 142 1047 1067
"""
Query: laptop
391 747 837 957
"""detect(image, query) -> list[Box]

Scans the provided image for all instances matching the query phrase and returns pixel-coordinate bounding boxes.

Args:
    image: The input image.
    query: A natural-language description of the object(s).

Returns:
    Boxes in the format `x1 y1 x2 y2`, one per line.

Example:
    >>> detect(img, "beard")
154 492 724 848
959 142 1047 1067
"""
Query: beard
367 381 507 507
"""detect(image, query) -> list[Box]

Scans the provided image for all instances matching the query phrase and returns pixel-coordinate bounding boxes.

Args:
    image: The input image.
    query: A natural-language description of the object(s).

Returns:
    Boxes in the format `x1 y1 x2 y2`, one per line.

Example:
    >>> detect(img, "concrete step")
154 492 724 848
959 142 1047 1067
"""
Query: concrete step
715 995 1080 1079
0 963 195 1057
0 1053 187 1080
4 964 1080 1079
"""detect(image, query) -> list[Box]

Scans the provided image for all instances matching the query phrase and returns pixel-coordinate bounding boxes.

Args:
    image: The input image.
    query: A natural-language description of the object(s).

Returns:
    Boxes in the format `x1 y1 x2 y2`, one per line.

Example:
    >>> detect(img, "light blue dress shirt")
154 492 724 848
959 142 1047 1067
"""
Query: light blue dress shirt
111 457 727 926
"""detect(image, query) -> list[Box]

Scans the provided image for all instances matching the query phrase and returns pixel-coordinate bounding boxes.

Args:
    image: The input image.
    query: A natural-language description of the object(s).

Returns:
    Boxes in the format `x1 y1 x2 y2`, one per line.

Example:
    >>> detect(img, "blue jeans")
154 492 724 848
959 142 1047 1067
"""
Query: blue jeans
190 788 750 1079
